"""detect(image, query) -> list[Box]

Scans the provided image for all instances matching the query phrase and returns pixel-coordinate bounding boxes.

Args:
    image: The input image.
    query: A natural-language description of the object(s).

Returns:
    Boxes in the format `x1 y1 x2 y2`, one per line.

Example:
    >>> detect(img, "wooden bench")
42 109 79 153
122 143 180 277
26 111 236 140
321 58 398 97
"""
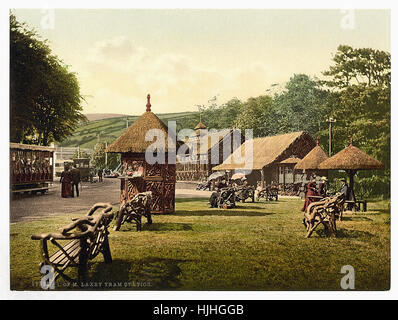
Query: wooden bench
31 203 114 289
257 187 278 201
303 193 345 238
114 192 152 231
345 200 367 212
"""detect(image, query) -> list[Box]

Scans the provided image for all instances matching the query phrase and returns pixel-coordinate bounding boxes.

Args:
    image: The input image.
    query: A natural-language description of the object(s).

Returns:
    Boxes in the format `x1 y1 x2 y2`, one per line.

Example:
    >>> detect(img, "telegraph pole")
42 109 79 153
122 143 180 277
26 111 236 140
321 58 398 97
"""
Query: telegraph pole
105 141 108 168
326 117 336 157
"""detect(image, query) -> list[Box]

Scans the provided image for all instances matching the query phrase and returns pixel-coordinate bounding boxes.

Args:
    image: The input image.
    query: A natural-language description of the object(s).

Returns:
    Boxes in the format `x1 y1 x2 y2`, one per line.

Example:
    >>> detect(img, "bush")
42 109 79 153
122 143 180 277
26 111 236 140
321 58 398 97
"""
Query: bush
355 175 390 199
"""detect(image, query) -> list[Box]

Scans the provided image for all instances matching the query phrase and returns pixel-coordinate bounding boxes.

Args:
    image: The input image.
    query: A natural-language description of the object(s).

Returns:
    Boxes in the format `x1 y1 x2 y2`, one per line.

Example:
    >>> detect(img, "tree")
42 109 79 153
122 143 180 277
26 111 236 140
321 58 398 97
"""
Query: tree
91 143 106 170
91 142 121 170
10 13 86 145
234 95 277 137
323 45 390 197
323 45 390 89
273 74 329 136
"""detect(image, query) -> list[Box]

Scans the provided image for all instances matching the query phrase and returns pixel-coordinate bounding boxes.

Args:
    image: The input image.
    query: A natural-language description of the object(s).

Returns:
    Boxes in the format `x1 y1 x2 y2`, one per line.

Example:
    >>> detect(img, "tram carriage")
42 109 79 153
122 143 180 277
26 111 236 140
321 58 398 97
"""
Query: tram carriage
10 143 55 195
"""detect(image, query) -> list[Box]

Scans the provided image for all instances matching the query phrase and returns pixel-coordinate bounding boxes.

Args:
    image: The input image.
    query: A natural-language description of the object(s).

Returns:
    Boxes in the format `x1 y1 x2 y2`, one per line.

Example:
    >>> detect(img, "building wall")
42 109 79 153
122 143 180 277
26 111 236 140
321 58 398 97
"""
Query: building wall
120 153 176 214
176 129 245 182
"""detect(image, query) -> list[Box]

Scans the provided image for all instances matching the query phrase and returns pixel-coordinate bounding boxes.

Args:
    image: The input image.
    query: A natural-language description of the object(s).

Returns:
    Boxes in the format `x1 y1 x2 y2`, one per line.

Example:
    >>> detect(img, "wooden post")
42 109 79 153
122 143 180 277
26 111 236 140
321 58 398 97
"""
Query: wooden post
348 169 356 202
326 117 336 157
260 168 264 188
105 142 108 168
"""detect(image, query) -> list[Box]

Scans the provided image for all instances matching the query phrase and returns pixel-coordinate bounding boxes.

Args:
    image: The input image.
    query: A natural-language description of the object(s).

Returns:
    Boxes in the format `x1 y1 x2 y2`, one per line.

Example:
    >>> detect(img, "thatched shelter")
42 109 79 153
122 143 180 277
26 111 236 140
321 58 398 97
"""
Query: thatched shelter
294 139 329 170
213 131 316 188
318 139 384 201
106 94 177 214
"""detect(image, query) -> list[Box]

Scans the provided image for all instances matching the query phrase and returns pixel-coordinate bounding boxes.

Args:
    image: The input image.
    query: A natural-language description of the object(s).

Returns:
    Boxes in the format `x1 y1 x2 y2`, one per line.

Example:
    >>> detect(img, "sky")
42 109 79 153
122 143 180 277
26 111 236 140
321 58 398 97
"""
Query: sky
12 9 391 116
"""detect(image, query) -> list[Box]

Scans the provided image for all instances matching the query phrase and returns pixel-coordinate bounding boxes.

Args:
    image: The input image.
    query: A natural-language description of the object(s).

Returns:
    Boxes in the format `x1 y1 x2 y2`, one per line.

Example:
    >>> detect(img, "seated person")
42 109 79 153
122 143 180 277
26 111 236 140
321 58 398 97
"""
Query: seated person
216 179 227 190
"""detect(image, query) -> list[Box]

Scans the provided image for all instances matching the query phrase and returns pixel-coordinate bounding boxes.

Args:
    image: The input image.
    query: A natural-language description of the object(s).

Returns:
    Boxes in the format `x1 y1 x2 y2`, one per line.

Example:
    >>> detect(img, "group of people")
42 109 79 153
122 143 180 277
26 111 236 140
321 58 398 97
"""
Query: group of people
60 164 81 198
301 176 350 212
61 166 107 197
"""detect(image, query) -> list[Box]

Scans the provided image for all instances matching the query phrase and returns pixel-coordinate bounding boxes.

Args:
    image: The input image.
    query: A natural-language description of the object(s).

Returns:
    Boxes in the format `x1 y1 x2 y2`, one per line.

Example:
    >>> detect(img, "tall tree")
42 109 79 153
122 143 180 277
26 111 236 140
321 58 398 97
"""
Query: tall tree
323 45 390 197
10 13 86 145
273 74 329 136
323 45 390 89
91 142 106 170
234 95 277 138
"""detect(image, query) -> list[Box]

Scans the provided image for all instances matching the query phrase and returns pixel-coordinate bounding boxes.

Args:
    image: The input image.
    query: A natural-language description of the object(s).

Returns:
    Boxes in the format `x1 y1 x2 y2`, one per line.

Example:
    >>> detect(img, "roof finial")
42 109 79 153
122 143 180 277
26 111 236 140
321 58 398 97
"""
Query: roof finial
316 136 319 146
146 94 151 112
350 137 353 146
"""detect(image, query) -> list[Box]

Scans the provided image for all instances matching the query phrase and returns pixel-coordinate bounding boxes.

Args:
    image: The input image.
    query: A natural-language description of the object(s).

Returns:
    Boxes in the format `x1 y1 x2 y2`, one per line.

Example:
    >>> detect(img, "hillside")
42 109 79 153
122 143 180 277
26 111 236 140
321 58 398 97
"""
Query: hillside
59 111 198 149
84 113 130 122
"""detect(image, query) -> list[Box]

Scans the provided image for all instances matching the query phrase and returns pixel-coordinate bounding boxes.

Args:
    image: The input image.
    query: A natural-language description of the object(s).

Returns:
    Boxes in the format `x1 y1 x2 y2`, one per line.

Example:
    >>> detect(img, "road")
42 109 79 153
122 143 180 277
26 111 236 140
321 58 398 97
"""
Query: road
10 179 211 223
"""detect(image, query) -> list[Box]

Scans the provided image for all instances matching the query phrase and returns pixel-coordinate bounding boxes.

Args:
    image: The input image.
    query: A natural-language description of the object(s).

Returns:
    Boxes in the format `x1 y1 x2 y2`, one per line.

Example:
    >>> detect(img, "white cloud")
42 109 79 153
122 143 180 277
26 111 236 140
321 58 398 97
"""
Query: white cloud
76 36 281 114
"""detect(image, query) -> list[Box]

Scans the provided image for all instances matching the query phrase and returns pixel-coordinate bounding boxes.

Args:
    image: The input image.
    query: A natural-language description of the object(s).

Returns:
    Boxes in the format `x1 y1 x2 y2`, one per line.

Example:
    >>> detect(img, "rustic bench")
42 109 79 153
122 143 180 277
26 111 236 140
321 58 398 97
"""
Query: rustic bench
303 193 345 238
257 187 278 201
31 202 114 289
114 192 152 231
234 185 255 203
345 200 367 212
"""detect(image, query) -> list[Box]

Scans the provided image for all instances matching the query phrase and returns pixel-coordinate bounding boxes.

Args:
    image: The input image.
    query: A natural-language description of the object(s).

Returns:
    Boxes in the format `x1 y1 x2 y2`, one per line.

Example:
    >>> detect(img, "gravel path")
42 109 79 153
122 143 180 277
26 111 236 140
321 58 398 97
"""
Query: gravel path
10 179 212 223
10 178 121 223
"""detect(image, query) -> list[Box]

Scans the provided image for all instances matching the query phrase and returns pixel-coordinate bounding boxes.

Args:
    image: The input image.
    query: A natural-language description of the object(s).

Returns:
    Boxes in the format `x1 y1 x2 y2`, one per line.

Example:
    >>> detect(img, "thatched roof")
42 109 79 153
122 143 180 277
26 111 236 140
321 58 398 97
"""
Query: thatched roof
294 143 328 170
318 142 383 170
194 121 207 130
280 157 301 164
213 131 312 171
189 129 232 156
106 96 178 153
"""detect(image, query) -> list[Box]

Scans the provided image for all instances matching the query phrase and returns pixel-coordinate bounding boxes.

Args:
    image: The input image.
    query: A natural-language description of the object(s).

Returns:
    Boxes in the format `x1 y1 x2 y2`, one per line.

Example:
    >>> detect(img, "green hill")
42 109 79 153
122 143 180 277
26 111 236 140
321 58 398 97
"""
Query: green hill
59 111 198 149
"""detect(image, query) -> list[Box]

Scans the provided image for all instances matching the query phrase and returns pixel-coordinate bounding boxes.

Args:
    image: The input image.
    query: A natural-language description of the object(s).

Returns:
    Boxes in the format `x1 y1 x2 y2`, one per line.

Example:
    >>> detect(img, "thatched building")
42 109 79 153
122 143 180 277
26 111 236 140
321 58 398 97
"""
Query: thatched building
318 139 384 201
106 95 177 213
294 139 329 178
176 121 245 181
213 131 317 188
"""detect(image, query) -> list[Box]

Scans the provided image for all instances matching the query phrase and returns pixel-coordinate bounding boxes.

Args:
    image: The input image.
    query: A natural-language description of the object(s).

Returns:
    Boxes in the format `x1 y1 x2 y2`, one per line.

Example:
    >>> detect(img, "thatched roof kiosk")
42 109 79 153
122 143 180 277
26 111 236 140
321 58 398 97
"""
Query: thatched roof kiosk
106 94 177 214
318 138 384 201
294 138 329 170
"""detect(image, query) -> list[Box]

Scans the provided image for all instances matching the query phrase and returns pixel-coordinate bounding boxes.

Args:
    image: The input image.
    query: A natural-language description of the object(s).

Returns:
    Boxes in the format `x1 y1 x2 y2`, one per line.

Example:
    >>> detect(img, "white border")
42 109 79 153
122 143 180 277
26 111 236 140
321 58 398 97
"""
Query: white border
1 0 396 300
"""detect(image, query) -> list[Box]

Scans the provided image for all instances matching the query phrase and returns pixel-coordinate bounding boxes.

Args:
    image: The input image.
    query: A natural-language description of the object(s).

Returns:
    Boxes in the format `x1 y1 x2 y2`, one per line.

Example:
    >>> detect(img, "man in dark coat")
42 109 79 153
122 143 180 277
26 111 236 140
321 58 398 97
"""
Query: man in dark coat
71 164 81 197
340 178 349 200
98 168 103 182
318 176 328 198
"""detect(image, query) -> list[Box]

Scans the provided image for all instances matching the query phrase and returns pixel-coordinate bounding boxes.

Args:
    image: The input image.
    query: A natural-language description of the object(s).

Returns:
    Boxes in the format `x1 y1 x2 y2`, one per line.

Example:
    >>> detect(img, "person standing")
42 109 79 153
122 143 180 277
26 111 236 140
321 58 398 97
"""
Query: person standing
71 164 81 197
318 176 328 198
301 181 318 212
60 165 73 198
340 178 349 200
98 168 103 182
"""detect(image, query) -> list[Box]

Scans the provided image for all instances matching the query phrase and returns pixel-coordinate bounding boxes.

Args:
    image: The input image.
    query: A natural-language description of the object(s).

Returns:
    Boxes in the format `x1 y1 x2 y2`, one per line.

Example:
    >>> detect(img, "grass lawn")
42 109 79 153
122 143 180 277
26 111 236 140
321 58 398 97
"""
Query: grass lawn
10 198 390 291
